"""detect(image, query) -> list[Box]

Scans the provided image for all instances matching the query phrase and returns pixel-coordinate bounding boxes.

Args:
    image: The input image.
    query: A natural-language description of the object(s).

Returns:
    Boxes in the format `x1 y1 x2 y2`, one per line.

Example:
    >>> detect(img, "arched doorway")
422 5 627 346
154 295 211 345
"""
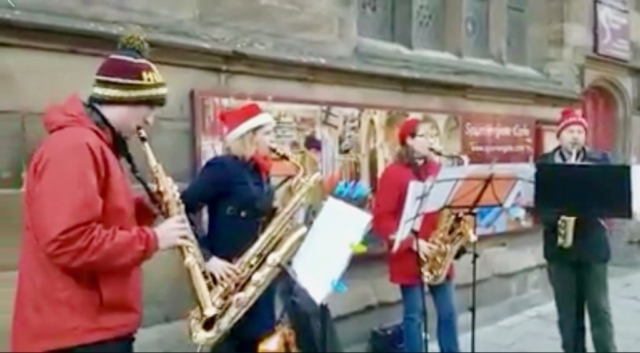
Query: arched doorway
581 86 619 153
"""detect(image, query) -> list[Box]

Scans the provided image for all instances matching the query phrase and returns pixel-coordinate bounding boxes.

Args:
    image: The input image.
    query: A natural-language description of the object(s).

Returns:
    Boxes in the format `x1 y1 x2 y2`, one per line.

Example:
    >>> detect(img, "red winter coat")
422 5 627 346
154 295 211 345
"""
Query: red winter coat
11 95 159 352
372 159 454 285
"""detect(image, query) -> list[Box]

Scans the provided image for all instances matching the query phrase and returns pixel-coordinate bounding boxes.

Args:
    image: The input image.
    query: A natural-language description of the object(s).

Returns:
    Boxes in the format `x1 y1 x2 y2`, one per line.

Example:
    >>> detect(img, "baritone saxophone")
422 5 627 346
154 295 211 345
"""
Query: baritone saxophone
136 128 218 325
557 148 578 249
188 145 321 348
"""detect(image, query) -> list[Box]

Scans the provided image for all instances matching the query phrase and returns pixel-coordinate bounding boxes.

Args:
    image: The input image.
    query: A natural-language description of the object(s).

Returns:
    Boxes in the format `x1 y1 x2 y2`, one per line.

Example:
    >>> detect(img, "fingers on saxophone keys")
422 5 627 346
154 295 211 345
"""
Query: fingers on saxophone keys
176 237 194 249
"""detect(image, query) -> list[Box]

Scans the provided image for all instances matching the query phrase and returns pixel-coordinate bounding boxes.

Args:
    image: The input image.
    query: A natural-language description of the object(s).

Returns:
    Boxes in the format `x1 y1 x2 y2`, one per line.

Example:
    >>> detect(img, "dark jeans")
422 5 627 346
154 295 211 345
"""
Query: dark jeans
51 335 134 353
400 280 459 353
547 262 616 353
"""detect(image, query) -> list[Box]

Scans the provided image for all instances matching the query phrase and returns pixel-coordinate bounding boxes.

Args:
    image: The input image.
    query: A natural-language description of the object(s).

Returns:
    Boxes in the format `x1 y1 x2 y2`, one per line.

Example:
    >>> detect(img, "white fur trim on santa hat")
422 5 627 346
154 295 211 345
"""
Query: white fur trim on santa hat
225 112 275 142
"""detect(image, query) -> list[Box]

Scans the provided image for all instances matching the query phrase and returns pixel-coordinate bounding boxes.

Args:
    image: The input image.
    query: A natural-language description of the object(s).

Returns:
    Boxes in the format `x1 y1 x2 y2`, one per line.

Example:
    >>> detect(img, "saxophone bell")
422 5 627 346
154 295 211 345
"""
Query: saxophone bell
420 209 476 284
557 215 576 249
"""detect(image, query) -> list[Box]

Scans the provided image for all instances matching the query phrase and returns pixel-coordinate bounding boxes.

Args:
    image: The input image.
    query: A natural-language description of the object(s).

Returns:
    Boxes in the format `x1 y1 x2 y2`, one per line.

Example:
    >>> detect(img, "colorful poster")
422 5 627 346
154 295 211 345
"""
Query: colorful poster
191 91 538 237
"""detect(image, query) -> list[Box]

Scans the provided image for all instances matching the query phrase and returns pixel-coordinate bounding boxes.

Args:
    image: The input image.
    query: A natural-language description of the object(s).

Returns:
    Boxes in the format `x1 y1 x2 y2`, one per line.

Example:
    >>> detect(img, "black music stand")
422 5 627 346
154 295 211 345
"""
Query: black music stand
535 163 631 353
408 167 533 353
535 163 631 219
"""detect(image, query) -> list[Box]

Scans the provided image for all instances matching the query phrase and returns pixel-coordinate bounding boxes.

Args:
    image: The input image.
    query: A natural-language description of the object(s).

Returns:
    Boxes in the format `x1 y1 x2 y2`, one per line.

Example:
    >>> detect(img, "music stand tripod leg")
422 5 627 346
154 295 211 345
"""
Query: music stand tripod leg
463 175 494 353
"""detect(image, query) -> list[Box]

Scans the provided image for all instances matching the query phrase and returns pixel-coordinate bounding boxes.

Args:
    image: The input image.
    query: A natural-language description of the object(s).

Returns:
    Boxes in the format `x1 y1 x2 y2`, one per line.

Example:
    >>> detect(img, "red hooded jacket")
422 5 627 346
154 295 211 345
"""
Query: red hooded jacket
11 95 159 352
372 159 454 285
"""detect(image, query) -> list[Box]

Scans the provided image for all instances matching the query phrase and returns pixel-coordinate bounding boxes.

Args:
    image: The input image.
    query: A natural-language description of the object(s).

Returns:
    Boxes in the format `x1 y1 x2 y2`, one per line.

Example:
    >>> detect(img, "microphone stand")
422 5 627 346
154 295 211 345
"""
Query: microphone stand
410 183 432 352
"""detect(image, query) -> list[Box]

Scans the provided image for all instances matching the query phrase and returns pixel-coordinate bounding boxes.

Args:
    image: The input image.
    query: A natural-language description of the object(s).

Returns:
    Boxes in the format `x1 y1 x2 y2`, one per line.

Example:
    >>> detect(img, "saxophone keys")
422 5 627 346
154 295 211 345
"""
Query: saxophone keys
183 257 197 267
231 292 249 308
266 253 280 266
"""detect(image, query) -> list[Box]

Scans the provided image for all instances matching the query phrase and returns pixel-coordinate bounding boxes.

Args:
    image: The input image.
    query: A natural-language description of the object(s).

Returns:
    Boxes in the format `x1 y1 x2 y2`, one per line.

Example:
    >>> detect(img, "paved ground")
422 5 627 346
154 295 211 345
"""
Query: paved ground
429 269 640 352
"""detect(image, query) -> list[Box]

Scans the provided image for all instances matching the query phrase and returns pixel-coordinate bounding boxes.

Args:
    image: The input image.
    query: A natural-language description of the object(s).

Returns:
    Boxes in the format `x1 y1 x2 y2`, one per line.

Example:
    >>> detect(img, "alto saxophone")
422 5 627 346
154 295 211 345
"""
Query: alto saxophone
188 146 321 348
421 209 477 285
557 148 578 249
420 150 474 284
136 129 219 334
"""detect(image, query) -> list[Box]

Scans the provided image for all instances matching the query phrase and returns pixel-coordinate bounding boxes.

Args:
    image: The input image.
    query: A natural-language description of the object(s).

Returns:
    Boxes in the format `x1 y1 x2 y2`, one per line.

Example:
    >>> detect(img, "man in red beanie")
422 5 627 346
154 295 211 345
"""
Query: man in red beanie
536 107 616 353
11 29 190 352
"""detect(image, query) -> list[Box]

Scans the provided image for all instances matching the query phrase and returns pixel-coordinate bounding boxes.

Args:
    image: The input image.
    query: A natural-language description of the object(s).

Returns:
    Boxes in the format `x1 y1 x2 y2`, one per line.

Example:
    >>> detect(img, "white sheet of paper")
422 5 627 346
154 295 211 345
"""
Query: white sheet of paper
291 197 372 305
395 180 431 249
631 166 640 218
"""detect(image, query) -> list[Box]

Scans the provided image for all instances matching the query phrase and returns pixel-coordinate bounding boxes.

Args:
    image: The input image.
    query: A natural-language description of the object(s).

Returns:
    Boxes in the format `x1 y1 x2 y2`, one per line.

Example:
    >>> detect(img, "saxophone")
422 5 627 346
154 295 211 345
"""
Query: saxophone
188 146 322 348
419 150 475 285
557 148 579 248
421 209 477 285
136 129 219 330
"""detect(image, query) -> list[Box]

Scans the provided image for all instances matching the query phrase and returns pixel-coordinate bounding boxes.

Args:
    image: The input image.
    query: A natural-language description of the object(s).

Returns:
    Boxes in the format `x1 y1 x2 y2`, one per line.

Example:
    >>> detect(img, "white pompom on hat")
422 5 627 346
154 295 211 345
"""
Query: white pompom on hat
219 103 275 142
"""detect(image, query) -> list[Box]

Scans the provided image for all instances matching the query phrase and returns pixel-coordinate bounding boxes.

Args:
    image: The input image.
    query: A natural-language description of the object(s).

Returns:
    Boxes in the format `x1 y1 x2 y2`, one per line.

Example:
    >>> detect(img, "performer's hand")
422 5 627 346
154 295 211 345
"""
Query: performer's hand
417 239 438 259
154 215 191 250
206 256 240 284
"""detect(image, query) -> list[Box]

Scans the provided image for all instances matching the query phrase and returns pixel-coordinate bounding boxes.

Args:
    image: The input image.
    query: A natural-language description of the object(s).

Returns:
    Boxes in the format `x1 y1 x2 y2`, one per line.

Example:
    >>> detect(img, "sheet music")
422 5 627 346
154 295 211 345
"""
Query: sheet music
395 163 535 246
396 180 432 245
291 197 372 305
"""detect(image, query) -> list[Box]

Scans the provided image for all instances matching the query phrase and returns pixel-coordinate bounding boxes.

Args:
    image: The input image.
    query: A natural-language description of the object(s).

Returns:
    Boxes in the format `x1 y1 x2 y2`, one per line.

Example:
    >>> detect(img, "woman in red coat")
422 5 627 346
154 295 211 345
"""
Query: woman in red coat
372 117 460 353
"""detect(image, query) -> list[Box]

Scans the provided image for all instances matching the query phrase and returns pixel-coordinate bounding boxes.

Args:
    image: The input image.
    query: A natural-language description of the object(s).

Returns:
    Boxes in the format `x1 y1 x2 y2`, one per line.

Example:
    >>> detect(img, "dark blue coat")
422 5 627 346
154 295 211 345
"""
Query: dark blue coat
181 155 276 340
536 147 611 263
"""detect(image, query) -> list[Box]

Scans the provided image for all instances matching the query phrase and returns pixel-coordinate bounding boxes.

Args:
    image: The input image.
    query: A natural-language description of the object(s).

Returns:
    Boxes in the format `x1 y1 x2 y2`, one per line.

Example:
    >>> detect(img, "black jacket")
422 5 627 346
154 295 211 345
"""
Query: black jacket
536 147 611 263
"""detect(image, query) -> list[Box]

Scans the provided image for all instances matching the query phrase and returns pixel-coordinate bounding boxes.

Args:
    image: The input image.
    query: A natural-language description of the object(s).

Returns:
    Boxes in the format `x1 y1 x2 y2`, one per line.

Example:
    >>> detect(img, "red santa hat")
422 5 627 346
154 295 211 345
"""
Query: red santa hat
397 117 422 145
557 107 588 137
219 103 275 142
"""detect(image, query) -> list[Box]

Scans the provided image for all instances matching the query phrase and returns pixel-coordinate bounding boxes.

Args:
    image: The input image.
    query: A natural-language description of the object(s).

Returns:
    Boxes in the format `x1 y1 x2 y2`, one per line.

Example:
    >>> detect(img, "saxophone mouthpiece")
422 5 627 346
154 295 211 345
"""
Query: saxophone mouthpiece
137 128 149 142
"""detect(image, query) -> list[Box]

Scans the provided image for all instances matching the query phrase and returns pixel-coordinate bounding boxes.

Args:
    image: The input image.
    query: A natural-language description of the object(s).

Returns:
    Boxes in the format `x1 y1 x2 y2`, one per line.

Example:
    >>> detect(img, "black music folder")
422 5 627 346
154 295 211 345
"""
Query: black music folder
535 164 631 218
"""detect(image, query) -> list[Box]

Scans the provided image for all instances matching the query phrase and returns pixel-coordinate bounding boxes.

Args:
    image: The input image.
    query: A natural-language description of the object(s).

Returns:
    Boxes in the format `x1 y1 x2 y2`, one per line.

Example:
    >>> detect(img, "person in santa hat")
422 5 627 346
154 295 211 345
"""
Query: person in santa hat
371 117 460 353
181 103 277 352
536 107 616 353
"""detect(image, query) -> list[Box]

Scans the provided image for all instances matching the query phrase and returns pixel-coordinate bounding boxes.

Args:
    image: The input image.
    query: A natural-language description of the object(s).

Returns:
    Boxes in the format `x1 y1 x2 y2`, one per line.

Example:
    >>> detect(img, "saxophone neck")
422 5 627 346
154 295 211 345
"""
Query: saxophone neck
270 145 305 181
137 128 160 168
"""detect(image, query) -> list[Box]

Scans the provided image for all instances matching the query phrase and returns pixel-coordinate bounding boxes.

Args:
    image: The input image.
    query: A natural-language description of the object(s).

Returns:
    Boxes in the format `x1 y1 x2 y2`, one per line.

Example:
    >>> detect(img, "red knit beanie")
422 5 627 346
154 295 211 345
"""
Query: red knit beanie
557 107 588 137
397 117 421 145
90 27 167 107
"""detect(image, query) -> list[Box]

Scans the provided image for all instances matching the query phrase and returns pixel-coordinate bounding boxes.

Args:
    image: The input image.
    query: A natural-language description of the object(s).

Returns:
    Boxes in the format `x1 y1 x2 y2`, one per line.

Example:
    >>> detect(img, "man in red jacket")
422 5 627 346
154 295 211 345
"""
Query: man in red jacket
11 30 190 353
372 117 460 353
